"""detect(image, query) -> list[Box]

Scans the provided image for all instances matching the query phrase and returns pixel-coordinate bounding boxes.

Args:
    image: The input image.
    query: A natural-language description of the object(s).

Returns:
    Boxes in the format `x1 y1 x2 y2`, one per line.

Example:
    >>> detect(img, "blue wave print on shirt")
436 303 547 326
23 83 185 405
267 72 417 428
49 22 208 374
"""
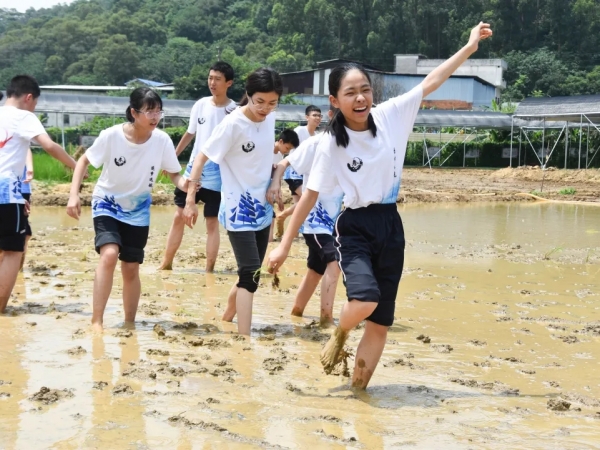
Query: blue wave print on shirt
201 160 221 192
283 165 302 180
0 178 11 203
185 159 222 192
228 191 270 230
93 195 127 216
92 193 152 226
307 201 335 231
382 178 401 204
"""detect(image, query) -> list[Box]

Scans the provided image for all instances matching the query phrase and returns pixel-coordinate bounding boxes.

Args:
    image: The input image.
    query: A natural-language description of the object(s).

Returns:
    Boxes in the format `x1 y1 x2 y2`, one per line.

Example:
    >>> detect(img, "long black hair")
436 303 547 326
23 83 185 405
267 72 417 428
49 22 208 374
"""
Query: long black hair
126 87 163 122
326 63 377 148
238 67 283 106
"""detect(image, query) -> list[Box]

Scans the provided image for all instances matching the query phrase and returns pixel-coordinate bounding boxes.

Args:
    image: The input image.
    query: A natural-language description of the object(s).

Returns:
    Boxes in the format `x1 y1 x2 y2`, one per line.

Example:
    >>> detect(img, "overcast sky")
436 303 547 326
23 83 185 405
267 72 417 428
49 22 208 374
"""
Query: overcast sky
0 0 74 12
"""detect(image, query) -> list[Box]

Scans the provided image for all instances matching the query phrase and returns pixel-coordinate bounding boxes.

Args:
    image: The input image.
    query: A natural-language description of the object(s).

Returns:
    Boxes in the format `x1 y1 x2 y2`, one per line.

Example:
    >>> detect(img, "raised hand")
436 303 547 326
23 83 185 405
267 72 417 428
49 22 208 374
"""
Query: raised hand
467 22 493 52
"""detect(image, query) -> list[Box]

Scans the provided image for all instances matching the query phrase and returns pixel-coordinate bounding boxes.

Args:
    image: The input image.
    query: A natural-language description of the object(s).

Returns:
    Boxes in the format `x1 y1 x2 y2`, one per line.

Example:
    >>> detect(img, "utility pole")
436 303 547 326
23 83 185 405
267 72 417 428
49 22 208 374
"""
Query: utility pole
217 45 222 61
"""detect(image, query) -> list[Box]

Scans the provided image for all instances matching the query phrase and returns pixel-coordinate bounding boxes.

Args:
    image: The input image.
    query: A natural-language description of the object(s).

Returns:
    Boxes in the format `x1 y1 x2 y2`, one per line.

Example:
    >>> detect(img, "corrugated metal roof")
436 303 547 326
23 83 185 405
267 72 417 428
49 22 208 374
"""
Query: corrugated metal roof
515 95 600 122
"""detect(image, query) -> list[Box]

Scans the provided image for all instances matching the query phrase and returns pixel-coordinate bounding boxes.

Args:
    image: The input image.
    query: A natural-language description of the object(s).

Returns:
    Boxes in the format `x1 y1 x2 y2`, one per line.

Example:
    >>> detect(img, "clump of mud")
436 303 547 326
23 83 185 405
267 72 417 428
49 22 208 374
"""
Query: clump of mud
547 399 571 411
450 378 519 396
173 322 198 330
147 348 170 356
416 334 431 344
114 330 133 338
153 324 166 337
67 346 87 356
93 381 108 390
29 387 74 404
431 344 453 353
112 384 134 395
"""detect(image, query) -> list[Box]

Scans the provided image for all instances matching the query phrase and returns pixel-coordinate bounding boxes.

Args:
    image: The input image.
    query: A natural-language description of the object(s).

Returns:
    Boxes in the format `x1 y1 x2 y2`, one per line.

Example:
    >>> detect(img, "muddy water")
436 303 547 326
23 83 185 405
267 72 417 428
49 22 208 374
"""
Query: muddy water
1 203 599 449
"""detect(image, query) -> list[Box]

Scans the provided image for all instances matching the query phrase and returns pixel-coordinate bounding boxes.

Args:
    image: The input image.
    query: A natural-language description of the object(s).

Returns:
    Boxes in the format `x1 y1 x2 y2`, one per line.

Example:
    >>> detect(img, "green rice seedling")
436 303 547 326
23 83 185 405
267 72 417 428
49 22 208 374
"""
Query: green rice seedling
558 187 576 195
543 246 563 260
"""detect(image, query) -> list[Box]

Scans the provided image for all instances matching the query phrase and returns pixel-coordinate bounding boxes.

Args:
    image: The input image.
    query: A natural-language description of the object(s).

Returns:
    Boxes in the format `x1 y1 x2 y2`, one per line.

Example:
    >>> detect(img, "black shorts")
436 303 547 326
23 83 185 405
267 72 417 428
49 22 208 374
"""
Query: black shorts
334 203 405 327
0 203 27 252
284 179 302 196
22 194 32 236
174 187 221 218
93 216 149 264
302 233 338 275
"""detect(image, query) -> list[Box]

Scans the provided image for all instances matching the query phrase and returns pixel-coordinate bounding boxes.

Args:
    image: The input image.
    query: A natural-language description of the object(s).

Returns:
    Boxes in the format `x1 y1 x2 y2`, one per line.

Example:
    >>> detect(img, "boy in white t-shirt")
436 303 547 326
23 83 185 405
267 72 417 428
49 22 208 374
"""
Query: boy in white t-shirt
269 133 343 326
0 76 78 313
268 129 299 242
275 105 323 237
159 62 236 272
67 88 187 332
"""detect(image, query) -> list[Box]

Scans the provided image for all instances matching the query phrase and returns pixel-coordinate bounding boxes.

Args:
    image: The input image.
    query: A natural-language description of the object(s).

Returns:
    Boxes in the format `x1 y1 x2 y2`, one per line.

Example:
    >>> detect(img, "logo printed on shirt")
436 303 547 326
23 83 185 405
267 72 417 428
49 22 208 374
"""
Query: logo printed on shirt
347 157 363 172
242 141 255 153
114 156 127 167
198 118 206 125
0 129 13 149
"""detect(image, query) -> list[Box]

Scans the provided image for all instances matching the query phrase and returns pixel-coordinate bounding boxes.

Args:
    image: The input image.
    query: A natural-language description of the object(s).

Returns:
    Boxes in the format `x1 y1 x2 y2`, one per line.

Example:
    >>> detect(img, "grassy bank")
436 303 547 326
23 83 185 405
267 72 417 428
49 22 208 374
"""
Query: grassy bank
33 152 181 184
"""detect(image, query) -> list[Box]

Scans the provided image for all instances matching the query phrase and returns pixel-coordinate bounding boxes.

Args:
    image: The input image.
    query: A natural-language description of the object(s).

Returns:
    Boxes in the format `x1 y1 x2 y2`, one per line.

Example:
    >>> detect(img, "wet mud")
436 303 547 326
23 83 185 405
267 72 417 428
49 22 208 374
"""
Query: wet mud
1 202 600 448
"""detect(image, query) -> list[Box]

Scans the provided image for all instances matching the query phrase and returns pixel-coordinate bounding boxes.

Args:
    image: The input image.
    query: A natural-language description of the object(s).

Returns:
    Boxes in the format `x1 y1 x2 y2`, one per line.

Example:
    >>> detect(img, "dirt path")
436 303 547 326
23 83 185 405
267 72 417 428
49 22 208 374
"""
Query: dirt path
31 167 600 207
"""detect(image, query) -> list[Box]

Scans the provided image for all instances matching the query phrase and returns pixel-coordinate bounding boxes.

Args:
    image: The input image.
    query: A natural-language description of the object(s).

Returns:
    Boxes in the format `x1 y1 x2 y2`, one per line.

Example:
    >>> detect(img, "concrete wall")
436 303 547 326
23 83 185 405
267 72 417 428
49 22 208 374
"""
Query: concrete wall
414 59 507 88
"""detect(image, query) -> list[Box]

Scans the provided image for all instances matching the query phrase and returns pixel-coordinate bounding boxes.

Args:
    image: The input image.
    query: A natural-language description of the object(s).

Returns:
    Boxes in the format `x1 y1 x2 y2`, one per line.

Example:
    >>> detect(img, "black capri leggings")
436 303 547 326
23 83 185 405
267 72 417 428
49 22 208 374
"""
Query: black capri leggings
227 226 270 293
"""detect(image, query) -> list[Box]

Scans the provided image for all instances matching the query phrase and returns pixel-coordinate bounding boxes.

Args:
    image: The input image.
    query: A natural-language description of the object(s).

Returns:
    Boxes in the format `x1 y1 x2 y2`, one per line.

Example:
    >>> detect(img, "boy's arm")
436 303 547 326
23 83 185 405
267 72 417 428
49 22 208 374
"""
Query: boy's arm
24 148 34 183
66 154 90 220
175 132 195 156
35 134 77 170
267 159 290 210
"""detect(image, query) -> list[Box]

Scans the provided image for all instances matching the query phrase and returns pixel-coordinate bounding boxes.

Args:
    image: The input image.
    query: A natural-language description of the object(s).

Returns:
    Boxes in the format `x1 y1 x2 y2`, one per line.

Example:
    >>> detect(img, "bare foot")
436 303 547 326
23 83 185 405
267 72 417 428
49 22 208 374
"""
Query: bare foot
320 327 349 374
158 261 173 270
319 316 335 328
91 321 104 334
275 215 285 238
290 306 303 317
350 358 372 389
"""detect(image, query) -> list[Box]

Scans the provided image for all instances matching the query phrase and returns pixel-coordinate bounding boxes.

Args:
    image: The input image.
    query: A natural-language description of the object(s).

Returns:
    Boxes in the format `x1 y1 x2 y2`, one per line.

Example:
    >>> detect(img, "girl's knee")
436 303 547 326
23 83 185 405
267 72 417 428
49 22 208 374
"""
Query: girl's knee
237 267 260 293
121 262 140 279
99 245 119 266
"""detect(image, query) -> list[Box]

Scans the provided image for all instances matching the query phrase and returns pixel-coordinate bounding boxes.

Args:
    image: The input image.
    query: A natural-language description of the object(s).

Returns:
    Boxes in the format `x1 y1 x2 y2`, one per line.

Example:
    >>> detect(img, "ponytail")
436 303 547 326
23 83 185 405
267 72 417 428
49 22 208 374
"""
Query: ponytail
326 110 377 148
238 92 249 107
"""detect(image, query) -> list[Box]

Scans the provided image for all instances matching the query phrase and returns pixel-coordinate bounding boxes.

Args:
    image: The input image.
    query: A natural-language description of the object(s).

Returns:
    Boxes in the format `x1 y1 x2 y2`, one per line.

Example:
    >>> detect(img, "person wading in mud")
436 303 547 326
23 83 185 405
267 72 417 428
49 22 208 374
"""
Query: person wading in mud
275 105 323 238
67 88 188 333
0 76 78 314
159 62 236 272
267 23 493 388
268 128 342 326
183 68 284 336
268 129 300 242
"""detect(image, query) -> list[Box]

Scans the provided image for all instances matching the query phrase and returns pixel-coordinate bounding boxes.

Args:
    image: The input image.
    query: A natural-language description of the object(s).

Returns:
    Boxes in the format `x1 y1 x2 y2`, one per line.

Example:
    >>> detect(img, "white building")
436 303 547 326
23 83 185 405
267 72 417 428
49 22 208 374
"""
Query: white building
394 55 507 97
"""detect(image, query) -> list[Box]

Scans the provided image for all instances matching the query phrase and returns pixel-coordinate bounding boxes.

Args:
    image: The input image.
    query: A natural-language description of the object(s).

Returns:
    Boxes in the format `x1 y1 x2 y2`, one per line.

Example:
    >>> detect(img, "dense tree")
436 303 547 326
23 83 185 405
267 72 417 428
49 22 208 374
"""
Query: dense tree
1 0 598 99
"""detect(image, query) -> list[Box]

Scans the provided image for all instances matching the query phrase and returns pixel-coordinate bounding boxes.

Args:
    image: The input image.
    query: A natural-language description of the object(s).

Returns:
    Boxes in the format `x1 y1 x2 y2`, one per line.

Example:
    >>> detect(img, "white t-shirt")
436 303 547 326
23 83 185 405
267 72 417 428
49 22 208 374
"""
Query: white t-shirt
0 106 46 204
284 125 313 180
86 124 181 227
201 108 275 232
307 85 423 209
287 135 343 235
294 125 312 143
184 97 236 192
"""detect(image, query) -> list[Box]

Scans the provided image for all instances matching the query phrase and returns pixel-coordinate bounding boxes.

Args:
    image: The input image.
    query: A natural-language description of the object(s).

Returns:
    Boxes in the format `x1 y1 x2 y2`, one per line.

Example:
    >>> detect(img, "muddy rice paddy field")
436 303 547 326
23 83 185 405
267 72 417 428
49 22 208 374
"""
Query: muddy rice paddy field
1 168 600 449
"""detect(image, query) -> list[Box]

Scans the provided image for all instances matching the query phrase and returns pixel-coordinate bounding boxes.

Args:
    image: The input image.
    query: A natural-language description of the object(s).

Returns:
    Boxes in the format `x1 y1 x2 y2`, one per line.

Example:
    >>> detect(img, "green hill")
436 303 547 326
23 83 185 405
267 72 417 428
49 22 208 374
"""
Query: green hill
1 0 599 100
